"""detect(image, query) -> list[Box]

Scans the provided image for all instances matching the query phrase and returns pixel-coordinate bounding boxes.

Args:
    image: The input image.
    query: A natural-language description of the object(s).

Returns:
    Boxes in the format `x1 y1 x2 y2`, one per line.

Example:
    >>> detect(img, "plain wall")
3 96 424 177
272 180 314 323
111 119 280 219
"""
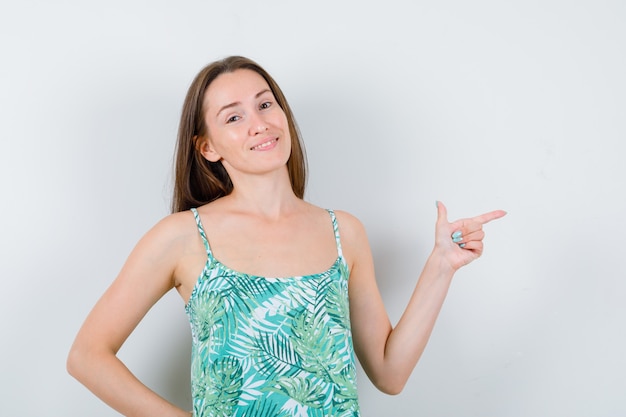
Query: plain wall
1 0 625 416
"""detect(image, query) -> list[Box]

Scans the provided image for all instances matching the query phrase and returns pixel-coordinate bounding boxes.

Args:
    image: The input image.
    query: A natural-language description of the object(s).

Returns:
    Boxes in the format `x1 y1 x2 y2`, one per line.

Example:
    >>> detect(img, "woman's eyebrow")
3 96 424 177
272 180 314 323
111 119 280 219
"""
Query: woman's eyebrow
216 89 272 117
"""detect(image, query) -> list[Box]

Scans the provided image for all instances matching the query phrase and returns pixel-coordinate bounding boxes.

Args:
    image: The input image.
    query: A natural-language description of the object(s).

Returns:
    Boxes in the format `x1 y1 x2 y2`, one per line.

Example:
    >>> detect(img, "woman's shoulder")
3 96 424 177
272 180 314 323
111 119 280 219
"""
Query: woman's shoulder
326 209 372 270
331 209 364 226
141 210 198 246
329 209 368 242
155 209 195 229
117 210 200 281
296 201 363 228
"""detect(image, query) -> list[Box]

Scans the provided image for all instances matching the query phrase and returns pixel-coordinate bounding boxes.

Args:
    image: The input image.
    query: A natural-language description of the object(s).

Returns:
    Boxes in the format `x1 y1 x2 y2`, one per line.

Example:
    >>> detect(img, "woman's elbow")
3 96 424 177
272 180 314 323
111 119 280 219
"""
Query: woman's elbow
66 344 84 379
67 341 98 381
373 377 407 396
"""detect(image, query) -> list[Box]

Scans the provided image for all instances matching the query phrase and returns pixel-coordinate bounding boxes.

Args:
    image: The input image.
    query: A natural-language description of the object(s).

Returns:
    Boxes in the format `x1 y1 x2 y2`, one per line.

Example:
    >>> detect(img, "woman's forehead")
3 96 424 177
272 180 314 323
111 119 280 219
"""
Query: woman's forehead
204 69 271 111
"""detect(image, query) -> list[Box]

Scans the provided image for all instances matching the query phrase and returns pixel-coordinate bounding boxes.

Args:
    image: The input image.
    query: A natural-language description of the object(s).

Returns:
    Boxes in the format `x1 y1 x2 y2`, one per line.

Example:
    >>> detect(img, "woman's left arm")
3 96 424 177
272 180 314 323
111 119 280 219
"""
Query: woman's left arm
340 202 506 395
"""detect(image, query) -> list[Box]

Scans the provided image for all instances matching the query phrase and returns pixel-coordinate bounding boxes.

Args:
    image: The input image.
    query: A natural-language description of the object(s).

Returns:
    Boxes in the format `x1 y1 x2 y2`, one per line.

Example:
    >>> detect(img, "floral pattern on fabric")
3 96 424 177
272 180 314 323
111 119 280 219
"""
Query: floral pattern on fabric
186 208 360 417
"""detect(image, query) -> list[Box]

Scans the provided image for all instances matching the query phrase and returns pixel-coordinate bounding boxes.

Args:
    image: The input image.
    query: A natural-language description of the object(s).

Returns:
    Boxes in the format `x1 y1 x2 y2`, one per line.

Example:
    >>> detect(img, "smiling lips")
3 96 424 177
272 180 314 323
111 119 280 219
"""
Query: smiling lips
250 138 278 151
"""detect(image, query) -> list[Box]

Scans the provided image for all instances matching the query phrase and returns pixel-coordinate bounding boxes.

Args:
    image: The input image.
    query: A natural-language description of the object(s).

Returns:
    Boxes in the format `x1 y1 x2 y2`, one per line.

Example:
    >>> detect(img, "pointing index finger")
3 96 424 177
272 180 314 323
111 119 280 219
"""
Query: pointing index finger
473 209 507 225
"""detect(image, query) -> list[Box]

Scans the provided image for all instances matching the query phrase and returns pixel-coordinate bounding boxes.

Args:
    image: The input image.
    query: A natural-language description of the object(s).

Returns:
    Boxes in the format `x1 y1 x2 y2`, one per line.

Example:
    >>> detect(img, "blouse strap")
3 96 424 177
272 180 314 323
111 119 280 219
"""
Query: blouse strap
190 208 211 255
327 209 344 259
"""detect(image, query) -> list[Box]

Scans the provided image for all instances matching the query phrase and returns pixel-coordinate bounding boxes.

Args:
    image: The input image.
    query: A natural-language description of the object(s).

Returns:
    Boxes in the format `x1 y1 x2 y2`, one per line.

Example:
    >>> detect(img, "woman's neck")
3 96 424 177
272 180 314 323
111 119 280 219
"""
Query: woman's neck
222 169 303 220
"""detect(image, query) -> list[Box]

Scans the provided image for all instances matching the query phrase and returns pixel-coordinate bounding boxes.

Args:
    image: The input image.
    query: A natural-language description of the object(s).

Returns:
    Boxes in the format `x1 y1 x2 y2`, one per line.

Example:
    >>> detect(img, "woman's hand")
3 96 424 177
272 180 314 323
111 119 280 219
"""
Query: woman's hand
434 201 506 272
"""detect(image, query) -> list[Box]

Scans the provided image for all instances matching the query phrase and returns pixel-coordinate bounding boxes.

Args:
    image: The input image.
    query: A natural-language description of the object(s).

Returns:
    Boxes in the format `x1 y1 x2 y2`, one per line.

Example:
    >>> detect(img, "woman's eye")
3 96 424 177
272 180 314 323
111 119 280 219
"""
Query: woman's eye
260 101 272 110
226 115 240 123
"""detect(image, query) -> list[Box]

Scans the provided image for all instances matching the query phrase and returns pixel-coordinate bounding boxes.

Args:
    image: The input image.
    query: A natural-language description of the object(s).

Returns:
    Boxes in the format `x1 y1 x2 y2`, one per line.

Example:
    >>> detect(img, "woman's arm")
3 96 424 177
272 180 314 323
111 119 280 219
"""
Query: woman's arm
67 213 194 417
341 202 506 395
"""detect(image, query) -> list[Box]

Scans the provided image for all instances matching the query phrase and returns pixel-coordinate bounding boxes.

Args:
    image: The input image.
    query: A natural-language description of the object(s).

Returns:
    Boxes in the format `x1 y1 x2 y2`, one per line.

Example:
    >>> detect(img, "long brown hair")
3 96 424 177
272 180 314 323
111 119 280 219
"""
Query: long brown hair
172 56 307 213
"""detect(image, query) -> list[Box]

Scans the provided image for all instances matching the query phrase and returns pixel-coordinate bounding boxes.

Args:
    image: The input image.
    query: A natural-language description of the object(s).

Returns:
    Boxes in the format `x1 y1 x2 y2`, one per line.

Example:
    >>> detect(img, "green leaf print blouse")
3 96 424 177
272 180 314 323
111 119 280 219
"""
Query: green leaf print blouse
186 208 360 417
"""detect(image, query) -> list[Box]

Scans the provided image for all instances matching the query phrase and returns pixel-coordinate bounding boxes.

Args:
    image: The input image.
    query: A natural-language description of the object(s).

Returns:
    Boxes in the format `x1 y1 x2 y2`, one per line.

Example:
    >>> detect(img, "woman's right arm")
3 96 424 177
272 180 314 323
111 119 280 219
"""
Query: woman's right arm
67 213 194 417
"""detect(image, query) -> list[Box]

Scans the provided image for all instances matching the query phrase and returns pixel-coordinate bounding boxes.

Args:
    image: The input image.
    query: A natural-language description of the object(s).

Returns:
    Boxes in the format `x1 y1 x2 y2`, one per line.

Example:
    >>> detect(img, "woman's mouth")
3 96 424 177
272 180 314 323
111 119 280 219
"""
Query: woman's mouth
250 138 278 150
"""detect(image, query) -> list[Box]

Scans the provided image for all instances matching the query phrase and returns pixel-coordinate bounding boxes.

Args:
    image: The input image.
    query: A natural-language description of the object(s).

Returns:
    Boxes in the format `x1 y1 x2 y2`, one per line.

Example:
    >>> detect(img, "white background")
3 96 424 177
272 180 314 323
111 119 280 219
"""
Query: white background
1 1 625 416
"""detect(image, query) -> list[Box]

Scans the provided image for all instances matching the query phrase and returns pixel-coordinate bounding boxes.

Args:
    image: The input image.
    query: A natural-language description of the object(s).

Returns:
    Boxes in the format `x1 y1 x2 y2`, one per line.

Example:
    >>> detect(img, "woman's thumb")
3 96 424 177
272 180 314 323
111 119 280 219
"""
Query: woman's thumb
436 200 448 224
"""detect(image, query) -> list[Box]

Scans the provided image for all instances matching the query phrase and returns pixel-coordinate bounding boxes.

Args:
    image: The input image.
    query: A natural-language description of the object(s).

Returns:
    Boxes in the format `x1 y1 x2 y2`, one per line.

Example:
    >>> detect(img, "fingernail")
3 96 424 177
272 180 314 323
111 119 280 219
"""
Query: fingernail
452 231 462 239
459 243 466 248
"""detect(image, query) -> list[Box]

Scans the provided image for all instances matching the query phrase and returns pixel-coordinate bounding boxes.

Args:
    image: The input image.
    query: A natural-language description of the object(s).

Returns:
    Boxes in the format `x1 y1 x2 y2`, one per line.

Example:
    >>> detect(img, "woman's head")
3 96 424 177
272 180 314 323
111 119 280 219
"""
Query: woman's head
172 56 307 213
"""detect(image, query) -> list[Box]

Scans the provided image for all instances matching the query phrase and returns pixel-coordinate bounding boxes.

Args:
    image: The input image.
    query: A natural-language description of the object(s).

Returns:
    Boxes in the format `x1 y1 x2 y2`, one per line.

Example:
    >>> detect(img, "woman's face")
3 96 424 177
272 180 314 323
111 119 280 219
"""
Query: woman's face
200 69 291 179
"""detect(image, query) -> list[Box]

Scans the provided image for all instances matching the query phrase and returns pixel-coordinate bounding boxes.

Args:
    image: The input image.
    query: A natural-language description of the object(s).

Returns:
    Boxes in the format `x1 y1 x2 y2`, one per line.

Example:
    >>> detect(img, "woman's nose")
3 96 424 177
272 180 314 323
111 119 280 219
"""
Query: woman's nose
253 124 268 134
248 112 268 135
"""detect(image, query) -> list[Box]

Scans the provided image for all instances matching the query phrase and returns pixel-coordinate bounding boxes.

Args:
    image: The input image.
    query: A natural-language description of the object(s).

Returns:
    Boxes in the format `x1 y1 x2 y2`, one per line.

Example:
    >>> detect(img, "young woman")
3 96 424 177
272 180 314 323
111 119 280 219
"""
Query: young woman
67 56 506 417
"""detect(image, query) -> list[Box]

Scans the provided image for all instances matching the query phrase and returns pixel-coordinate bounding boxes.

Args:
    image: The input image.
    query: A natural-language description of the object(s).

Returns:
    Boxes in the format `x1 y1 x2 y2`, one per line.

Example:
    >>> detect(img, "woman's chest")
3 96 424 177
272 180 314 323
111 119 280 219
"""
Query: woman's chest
209 222 339 278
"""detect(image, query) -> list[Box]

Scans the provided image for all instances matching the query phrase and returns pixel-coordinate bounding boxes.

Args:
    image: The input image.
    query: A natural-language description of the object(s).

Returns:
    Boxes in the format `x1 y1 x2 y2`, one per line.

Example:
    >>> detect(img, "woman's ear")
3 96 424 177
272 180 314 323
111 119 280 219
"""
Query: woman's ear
194 135 222 162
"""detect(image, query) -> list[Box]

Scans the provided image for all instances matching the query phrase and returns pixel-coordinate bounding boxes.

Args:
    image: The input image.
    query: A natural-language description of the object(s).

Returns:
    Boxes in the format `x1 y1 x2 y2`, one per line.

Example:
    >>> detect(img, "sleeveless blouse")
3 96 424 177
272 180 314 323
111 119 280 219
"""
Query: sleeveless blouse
185 208 360 417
